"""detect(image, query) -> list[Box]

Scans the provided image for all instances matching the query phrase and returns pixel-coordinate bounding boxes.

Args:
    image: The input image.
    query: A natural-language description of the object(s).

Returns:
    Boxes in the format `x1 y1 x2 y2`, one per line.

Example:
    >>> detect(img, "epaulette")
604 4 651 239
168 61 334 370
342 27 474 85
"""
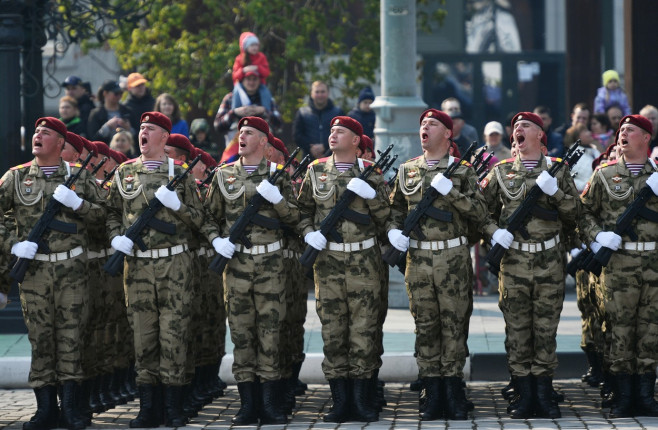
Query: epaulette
406 155 422 163
221 161 238 169
550 157 562 163
310 157 330 166
458 159 472 168
174 159 186 167
68 162 82 168
10 161 32 170
495 157 515 167
122 158 138 165
596 159 618 170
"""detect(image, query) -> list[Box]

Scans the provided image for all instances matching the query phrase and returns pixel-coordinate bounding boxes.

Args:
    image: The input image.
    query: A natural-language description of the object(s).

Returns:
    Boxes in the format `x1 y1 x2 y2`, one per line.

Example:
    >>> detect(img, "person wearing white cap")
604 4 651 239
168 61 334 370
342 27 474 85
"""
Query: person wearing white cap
483 121 511 160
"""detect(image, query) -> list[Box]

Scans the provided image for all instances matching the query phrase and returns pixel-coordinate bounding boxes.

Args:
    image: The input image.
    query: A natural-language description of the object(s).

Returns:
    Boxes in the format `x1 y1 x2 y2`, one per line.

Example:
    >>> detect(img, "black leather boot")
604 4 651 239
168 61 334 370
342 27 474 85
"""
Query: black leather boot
23 385 59 430
609 373 633 418
636 372 658 417
581 345 604 387
282 376 296 415
77 380 92 426
292 361 307 396
323 379 350 423
181 383 199 418
600 370 615 408
59 381 85 430
88 376 104 414
260 380 287 424
535 376 561 418
501 376 516 400
98 374 116 411
129 385 159 428
191 366 212 406
117 368 134 402
410 377 423 392
509 375 534 419
444 376 468 420
109 370 127 405
372 370 386 411
163 385 188 427
232 381 258 425
419 377 443 421
351 378 378 422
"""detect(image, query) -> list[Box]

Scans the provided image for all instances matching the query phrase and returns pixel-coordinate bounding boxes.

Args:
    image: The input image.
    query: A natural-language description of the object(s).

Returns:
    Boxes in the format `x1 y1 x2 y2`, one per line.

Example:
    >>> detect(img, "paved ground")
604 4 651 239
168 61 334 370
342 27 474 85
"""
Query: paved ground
3 380 658 429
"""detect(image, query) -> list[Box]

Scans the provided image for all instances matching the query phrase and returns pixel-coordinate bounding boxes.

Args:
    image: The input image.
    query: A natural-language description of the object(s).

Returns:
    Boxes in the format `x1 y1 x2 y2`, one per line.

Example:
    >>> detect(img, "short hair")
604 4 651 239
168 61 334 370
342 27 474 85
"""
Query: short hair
533 105 552 117
573 102 590 113
166 145 190 161
640 104 658 117
441 97 461 111
311 81 328 92
591 113 611 131
59 95 78 109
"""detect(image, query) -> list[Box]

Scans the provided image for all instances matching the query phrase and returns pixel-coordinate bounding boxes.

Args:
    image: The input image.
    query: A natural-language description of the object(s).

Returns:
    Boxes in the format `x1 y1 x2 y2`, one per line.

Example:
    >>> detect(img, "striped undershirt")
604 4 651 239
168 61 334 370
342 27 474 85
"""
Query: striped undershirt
626 163 644 176
142 160 163 171
335 162 354 172
521 160 539 171
39 166 59 177
243 165 258 174
426 159 439 168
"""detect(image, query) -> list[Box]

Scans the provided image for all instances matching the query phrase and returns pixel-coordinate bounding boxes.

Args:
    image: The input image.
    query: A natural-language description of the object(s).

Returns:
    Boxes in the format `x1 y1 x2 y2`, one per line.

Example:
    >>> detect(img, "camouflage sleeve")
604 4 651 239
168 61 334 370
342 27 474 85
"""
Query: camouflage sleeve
366 173 392 235
446 166 496 237
296 168 316 237
200 173 223 242
552 166 582 233
0 170 17 253
386 172 406 232
75 169 105 224
479 167 502 240
579 169 604 244
272 170 300 226
172 173 207 232
105 171 124 241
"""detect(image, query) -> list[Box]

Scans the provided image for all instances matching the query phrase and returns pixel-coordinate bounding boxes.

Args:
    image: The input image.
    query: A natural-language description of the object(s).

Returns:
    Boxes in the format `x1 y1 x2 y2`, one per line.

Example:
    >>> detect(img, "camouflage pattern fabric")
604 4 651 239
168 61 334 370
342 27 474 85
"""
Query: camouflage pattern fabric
280 236 307 378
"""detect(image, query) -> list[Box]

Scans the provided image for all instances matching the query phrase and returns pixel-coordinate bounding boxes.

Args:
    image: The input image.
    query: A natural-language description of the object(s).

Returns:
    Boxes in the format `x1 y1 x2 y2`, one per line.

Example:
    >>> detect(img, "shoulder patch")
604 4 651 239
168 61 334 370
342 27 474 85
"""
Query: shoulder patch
311 157 330 166
10 161 32 171
581 182 591 197
173 160 185 167
495 157 515 166
68 162 82 168
122 158 138 165
407 155 423 162
221 161 238 169
458 158 472 168
550 157 561 162
479 177 490 189
596 159 618 170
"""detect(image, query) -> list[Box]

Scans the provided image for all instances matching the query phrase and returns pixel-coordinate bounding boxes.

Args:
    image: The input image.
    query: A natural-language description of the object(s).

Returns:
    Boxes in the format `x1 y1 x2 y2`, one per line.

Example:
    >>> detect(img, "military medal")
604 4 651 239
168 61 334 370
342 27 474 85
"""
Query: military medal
506 172 516 179
227 175 236 191
125 174 134 191
24 178 33 194
407 170 417 185
612 175 622 183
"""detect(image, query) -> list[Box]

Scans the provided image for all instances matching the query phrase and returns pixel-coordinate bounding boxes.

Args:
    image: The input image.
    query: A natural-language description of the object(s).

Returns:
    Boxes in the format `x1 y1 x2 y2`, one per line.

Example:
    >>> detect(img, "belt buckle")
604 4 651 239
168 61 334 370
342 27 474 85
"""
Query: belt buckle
528 243 537 253
158 248 168 258
637 243 644 251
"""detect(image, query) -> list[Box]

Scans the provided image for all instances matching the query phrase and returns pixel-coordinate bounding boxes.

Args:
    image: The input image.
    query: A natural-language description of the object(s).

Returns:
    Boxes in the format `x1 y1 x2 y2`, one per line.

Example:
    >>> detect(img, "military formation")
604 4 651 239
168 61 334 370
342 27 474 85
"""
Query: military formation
1 108 658 429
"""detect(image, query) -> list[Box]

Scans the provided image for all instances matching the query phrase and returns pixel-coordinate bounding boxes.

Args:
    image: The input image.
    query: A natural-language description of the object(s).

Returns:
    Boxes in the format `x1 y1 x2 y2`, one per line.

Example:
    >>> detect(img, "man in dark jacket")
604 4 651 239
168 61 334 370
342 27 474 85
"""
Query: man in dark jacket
123 73 155 140
293 81 343 159
62 75 95 134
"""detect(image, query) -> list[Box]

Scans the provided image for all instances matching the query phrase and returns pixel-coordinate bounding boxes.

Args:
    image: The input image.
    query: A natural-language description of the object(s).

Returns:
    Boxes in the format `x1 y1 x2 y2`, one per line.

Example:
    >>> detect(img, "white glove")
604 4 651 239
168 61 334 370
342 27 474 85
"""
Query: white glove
590 241 602 254
256 180 283 204
0 293 7 310
536 171 558 196
154 185 181 211
304 231 327 251
111 235 134 255
647 172 658 196
430 173 453 196
212 237 236 259
570 248 582 259
491 228 514 249
595 231 622 250
387 229 409 252
11 241 38 259
346 178 376 200
53 184 83 210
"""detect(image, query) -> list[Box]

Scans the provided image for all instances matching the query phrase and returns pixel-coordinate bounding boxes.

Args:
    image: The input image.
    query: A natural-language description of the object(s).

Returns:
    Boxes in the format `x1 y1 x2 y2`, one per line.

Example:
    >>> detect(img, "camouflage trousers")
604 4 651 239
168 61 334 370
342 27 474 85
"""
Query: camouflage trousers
375 252 389 370
82 258 111 377
185 255 202 377
600 249 658 374
20 257 89 388
279 250 307 378
314 246 383 380
499 247 565 377
192 252 226 368
576 270 604 350
125 251 193 386
108 268 132 369
224 250 286 383
406 246 471 378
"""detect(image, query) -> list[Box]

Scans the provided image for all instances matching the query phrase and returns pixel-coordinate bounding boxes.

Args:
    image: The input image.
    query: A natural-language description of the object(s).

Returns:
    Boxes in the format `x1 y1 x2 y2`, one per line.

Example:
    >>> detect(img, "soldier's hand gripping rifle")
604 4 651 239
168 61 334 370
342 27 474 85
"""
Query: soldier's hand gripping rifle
208 147 301 274
103 154 202 276
298 144 394 269
485 143 583 274
10 152 94 282
382 142 477 271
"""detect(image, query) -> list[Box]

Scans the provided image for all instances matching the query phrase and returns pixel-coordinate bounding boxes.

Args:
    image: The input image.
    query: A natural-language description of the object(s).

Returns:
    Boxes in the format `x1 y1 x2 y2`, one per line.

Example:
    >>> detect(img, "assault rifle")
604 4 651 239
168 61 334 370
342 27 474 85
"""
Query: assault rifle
381 154 398 175
298 144 394 268
103 154 202 276
90 157 107 177
10 152 94 282
471 146 488 172
291 154 312 182
566 247 591 277
208 148 301 274
485 143 583 275
476 153 494 177
382 142 477 272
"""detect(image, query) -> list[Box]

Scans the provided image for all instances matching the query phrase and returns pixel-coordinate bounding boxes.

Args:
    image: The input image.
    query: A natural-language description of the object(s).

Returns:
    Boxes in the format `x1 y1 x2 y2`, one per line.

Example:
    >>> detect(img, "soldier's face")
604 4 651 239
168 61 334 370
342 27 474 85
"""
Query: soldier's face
419 118 450 152
618 123 650 160
60 142 80 163
513 120 542 156
192 160 207 181
329 126 358 154
32 126 64 157
238 126 265 157
139 123 168 158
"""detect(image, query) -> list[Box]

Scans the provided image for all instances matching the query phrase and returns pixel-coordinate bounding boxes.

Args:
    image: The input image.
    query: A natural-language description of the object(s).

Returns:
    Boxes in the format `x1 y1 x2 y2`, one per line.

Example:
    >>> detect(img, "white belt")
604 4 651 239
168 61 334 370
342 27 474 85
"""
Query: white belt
622 241 656 251
132 244 189 258
87 247 115 260
35 246 85 262
197 247 217 258
283 249 300 259
409 236 467 251
509 234 560 253
327 237 376 252
235 240 283 255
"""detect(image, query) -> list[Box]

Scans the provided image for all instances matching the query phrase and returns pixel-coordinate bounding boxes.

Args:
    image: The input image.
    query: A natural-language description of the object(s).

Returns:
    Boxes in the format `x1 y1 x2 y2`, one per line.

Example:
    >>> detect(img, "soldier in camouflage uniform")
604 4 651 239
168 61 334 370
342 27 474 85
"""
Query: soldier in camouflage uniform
296 116 390 423
480 112 580 419
580 114 658 418
105 112 206 428
0 117 104 430
201 116 299 426
387 109 491 421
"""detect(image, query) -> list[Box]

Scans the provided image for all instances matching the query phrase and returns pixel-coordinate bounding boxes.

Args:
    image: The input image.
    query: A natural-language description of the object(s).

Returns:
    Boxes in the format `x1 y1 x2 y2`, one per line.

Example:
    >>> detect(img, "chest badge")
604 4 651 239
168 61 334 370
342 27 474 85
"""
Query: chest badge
227 175 236 191
125 175 134 183
319 173 328 182
407 170 418 185
612 175 622 183
506 172 516 180
24 177 33 193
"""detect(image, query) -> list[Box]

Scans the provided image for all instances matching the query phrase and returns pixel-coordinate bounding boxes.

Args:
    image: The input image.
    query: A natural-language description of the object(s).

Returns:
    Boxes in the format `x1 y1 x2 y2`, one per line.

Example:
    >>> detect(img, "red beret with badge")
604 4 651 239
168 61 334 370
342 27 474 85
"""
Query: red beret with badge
197 149 217 169
166 133 195 154
331 116 364 137
419 109 453 132
84 139 99 156
359 135 374 154
620 114 653 136
109 149 128 164
35 117 67 137
512 112 544 129
238 116 270 135
141 111 172 133
271 136 290 158
94 142 112 158
65 132 85 153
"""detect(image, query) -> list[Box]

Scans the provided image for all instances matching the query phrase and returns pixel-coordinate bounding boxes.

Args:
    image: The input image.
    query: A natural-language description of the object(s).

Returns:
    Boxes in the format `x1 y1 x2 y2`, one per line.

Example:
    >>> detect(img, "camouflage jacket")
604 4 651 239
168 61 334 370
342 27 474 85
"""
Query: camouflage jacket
200 157 299 245
296 156 390 241
87 184 110 252
388 154 493 241
580 156 658 243
105 157 205 249
479 154 581 242
0 159 104 254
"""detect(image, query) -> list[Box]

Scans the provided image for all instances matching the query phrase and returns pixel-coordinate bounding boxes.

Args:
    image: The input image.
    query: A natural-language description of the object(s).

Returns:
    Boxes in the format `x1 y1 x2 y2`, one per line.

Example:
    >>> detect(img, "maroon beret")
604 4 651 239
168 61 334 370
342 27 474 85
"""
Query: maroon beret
449 141 461 158
141 111 172 133
271 136 290 158
512 112 544 129
65 132 85 153
419 109 453 132
166 133 195 154
359 135 374 154
109 149 128 164
197 149 218 169
35 117 67 137
84 139 100 156
331 116 363 137
620 114 653 136
238 116 270 135
94 142 112 158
